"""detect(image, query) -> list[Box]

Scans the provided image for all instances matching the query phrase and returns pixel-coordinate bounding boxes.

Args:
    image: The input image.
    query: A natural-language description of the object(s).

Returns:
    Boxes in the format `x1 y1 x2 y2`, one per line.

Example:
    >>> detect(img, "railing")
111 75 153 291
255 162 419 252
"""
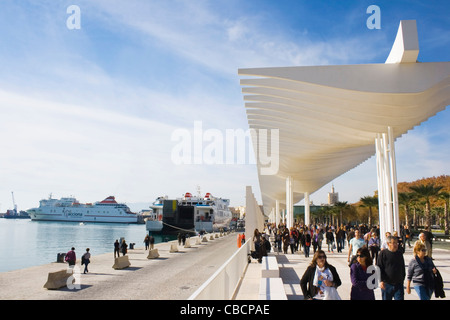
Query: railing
188 239 250 300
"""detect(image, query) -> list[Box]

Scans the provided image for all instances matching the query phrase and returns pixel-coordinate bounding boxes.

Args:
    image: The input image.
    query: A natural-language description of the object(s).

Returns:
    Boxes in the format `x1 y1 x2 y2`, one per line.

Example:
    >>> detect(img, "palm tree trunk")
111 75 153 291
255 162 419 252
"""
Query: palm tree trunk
426 201 432 228
445 202 449 235
405 205 410 228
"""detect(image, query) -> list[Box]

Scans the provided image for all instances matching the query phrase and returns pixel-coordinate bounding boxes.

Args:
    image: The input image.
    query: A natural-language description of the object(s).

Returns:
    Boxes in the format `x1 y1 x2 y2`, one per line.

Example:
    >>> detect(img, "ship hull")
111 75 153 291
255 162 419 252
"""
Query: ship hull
28 209 138 224
146 199 232 234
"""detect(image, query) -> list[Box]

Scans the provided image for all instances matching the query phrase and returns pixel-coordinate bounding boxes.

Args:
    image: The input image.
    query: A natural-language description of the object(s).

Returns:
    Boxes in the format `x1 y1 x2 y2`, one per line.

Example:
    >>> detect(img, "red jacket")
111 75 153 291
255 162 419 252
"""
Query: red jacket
65 250 76 262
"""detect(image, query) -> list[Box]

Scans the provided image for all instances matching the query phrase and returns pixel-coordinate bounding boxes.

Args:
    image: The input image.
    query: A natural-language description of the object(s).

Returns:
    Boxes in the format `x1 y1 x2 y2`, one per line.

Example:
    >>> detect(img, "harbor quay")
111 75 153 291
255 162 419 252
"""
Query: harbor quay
1 230 449 303
0 232 238 300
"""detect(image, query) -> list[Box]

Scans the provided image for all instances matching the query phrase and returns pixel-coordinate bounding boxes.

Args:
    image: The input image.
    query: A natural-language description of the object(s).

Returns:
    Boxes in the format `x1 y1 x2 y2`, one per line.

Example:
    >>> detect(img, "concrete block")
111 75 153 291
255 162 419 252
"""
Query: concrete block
147 249 160 259
259 278 287 300
43 269 72 290
112 255 131 269
195 237 201 245
261 256 279 278
184 239 191 248
170 243 179 253
202 236 208 242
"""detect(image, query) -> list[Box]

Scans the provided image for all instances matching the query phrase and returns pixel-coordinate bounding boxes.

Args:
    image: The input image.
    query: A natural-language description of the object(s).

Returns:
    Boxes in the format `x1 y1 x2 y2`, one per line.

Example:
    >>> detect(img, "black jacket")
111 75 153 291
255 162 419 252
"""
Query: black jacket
434 269 445 298
377 249 405 284
300 264 341 300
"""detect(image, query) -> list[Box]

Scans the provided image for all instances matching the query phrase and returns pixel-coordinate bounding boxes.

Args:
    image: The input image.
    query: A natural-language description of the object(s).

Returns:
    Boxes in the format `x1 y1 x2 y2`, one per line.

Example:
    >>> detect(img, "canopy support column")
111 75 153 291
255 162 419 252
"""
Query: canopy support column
275 200 280 226
286 176 293 228
304 192 310 226
375 127 400 243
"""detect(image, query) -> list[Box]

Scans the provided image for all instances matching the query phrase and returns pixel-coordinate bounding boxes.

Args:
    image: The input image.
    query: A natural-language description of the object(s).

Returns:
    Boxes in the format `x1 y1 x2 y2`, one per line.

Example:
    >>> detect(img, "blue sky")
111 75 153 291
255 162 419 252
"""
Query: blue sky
0 0 448 212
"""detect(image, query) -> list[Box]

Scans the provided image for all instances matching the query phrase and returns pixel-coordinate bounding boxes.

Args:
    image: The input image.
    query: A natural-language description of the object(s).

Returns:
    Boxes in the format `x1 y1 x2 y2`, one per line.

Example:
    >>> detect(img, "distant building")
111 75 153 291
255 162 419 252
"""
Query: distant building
231 206 246 219
328 184 339 205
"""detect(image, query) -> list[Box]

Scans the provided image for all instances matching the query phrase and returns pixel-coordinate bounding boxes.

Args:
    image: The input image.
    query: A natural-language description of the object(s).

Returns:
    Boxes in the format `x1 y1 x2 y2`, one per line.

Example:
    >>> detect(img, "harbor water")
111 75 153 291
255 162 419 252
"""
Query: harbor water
0 219 176 273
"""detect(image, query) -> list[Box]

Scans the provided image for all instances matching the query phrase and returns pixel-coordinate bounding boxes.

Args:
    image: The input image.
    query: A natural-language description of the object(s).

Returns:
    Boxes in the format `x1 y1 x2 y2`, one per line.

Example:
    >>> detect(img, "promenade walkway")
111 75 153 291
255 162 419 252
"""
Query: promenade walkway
0 232 237 300
235 240 450 300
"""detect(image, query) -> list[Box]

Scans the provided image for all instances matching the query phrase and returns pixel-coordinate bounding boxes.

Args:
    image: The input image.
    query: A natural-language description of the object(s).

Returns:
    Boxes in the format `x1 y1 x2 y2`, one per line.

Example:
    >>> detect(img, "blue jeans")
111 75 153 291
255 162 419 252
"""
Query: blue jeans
304 246 310 257
382 283 404 300
414 286 433 300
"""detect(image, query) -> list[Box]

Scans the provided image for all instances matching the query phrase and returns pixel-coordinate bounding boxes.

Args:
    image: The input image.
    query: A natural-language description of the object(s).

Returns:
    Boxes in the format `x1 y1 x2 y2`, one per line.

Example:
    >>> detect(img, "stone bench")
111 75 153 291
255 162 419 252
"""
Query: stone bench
261 256 279 278
259 277 287 300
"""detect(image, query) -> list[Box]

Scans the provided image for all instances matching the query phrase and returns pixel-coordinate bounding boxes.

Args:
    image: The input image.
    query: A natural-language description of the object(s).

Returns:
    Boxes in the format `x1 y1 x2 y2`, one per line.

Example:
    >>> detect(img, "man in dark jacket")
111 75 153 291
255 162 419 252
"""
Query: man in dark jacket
377 235 405 300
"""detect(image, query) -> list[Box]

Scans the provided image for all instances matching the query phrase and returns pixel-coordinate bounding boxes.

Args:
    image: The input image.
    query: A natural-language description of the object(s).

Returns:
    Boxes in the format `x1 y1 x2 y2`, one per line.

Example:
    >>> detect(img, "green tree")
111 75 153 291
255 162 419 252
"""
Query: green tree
333 201 350 226
438 191 449 235
398 192 415 228
359 196 378 226
409 184 443 228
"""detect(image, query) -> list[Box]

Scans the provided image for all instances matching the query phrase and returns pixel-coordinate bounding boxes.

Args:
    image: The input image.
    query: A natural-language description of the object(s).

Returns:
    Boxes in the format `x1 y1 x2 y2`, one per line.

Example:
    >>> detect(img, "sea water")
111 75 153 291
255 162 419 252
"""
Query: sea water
0 219 176 272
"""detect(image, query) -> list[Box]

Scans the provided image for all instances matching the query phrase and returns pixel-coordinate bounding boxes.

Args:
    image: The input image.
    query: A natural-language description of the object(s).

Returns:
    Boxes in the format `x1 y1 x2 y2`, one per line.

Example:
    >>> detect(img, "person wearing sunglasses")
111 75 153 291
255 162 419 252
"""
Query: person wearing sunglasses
406 242 437 300
350 247 375 300
300 250 342 300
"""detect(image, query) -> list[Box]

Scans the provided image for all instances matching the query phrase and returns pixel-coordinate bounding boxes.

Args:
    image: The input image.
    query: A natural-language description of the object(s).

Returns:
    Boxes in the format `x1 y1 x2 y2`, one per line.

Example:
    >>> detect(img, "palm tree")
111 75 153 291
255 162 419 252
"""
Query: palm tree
438 191 449 235
409 184 443 228
398 192 415 228
359 196 378 226
333 201 350 226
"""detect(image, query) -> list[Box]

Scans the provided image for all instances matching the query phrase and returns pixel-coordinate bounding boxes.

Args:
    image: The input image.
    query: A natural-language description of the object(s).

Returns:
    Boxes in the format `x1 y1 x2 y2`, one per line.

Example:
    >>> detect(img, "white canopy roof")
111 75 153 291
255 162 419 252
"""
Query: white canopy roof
238 20 450 214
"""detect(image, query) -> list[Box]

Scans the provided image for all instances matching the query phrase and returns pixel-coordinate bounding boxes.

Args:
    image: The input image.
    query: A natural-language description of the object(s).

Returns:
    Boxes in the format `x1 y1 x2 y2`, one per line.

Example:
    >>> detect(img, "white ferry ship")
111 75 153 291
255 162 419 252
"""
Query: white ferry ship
146 192 233 234
27 195 138 223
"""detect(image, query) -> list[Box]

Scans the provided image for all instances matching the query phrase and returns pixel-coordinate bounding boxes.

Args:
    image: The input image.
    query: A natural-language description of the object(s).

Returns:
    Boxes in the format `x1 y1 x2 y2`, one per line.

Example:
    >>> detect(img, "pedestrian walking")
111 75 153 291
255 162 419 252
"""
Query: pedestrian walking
393 231 404 253
81 248 91 274
65 247 76 267
302 228 311 258
121 239 128 256
326 228 335 253
350 247 375 300
368 232 380 264
300 250 342 300
422 227 434 259
404 225 412 248
144 235 150 250
313 228 324 253
149 235 155 250
336 227 345 253
348 229 366 266
377 235 406 300
406 242 437 300
114 239 120 258
289 233 296 254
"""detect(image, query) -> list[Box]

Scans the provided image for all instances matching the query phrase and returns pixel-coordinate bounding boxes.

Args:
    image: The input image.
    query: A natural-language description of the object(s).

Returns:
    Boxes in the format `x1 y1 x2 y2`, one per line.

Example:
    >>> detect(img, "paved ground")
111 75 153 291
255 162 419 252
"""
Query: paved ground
235 240 450 300
0 233 237 300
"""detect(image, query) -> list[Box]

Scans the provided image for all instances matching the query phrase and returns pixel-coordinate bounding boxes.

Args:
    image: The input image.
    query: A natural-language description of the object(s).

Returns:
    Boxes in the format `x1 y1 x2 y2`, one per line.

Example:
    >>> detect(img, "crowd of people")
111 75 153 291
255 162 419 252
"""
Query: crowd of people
252 222 445 300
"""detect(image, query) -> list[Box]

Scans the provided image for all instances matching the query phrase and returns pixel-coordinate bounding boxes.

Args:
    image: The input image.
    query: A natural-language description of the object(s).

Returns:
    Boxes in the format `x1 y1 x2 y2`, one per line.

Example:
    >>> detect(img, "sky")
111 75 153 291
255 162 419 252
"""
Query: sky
0 0 449 213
